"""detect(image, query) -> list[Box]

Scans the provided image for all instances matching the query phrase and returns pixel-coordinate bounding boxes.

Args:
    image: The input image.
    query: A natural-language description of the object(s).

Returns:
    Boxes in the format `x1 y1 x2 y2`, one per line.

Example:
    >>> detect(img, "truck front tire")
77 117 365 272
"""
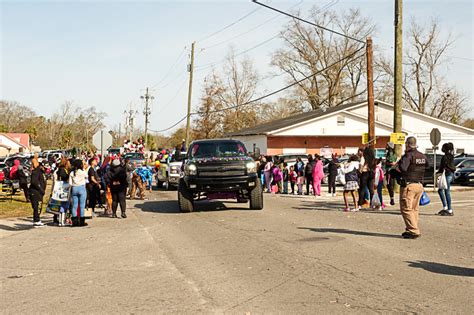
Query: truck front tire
178 179 194 213
249 180 263 210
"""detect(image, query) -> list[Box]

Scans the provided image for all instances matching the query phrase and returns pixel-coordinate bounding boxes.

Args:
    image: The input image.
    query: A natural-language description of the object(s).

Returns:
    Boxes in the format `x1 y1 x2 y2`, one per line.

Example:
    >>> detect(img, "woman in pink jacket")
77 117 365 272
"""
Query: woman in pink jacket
312 154 324 196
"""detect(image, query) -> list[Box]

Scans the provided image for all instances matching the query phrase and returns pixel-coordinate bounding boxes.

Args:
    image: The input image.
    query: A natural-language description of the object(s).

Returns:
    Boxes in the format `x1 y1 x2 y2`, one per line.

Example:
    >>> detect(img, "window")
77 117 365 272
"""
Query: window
337 115 345 126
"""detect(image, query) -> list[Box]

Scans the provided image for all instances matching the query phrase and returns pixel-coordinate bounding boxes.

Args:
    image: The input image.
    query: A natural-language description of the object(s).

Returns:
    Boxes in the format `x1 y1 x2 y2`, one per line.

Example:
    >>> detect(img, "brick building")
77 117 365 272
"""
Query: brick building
227 100 474 157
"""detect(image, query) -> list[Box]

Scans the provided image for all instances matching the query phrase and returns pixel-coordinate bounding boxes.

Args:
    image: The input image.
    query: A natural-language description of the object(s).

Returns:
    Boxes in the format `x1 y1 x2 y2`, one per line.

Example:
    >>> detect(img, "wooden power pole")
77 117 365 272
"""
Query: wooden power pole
140 87 154 147
185 42 195 149
366 37 375 149
394 0 403 156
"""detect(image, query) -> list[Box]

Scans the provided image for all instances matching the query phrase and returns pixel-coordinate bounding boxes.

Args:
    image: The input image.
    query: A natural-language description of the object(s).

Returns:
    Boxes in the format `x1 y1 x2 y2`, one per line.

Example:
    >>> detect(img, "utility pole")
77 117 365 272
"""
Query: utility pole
185 42 195 149
394 0 403 157
366 37 375 149
124 103 138 142
140 87 154 148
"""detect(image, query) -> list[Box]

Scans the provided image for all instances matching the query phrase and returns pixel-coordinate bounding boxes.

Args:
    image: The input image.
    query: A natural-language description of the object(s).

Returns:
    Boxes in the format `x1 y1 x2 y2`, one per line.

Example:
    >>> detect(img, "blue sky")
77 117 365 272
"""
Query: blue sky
1 0 473 135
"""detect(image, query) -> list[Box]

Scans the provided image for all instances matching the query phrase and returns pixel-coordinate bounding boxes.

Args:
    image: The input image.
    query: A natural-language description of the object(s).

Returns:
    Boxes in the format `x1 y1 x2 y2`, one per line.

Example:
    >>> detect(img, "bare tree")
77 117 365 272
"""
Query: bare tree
272 7 374 110
193 73 225 139
378 18 467 123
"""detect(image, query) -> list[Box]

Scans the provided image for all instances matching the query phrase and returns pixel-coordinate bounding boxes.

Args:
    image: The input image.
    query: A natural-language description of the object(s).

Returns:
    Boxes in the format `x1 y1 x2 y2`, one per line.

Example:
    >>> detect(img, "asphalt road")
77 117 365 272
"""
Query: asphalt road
1 189 473 314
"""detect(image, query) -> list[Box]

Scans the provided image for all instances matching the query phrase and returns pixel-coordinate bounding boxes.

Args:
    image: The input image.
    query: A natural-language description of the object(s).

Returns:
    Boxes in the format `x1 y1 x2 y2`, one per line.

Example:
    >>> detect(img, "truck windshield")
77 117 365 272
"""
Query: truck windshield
190 142 247 158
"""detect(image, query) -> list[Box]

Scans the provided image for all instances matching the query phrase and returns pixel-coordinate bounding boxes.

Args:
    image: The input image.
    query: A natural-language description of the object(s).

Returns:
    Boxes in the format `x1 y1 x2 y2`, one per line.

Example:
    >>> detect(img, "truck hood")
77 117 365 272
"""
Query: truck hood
191 156 253 164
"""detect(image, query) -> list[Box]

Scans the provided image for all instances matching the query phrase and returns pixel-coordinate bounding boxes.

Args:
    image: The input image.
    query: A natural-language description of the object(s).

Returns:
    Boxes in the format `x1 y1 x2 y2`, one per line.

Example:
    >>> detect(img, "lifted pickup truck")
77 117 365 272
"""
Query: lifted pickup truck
178 139 263 212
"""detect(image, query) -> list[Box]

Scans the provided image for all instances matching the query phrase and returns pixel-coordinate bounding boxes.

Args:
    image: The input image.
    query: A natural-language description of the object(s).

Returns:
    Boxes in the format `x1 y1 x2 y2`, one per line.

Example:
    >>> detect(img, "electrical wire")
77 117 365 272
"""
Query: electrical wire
195 33 281 71
193 45 366 115
199 0 304 52
148 115 188 133
149 46 365 133
150 46 187 89
252 0 365 44
156 77 188 116
197 7 261 43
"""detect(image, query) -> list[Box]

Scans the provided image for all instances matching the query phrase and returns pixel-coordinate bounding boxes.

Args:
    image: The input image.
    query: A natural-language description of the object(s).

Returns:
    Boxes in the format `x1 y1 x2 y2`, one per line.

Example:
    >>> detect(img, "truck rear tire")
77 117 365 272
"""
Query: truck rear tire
249 180 263 210
178 180 194 213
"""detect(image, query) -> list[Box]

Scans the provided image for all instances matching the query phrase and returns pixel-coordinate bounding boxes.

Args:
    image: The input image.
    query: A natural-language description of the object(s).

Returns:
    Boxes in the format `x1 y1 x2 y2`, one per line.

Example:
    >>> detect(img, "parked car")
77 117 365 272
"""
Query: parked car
423 154 443 186
453 158 474 183
453 167 474 186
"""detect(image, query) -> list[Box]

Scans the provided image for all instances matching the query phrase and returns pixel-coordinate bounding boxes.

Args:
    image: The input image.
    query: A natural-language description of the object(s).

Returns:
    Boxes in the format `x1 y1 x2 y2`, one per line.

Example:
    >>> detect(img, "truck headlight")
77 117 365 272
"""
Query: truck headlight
246 161 257 174
170 166 179 174
185 164 197 176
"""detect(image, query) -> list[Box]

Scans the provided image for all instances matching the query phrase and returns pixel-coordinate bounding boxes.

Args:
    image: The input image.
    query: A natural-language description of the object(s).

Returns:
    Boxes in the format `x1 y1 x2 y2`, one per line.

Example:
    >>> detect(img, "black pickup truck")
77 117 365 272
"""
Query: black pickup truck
178 139 263 212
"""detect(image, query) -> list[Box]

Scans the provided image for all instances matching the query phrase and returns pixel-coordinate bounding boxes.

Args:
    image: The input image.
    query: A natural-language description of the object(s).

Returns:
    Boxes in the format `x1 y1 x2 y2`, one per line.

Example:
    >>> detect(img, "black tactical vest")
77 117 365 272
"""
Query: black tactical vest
402 149 427 183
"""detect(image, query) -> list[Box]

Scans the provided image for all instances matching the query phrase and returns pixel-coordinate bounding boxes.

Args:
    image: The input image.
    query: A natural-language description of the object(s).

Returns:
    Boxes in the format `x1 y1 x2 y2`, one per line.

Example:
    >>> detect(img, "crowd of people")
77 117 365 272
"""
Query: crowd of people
255 140 458 220
0 137 460 238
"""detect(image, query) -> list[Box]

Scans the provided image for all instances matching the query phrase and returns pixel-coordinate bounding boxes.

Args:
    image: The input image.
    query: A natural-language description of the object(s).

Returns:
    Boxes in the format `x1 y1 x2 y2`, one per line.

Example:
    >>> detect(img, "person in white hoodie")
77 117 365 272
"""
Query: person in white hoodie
69 159 89 227
343 155 360 212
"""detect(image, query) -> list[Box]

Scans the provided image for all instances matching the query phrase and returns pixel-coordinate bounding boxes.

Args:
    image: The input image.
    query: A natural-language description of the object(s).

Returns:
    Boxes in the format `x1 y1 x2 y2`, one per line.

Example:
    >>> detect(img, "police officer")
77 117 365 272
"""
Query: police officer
395 136 428 239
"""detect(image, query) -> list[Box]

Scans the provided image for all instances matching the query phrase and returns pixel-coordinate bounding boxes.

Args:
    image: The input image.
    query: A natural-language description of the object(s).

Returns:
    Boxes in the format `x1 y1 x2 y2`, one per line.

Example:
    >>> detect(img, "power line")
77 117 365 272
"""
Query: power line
194 46 366 115
156 77 188 116
149 46 365 133
197 7 261 43
195 33 281 71
252 0 365 44
149 115 188 133
151 46 187 89
199 0 304 52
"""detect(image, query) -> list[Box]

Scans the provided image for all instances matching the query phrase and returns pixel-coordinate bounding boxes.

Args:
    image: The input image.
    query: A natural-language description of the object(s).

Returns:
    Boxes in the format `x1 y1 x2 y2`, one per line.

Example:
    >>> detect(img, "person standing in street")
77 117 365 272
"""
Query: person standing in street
437 142 456 216
263 158 273 193
304 154 315 195
130 166 146 200
327 154 339 197
107 159 128 218
312 154 324 197
385 142 397 206
295 157 305 195
358 147 376 209
69 159 88 227
289 165 297 195
343 155 360 212
395 136 428 239
29 159 46 227
87 158 101 214
282 162 289 194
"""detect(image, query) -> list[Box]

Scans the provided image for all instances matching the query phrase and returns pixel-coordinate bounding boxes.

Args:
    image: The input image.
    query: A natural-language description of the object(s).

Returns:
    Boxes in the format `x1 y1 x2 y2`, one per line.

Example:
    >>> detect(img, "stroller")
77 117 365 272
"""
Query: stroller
46 180 71 226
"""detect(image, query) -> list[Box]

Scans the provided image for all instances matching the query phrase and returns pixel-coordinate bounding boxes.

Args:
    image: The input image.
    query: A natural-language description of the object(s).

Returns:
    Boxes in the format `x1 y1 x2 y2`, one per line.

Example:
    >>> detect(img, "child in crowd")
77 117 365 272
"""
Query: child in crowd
290 165 297 194
296 157 305 195
374 158 385 210
282 162 289 194
343 155 360 212
271 164 283 194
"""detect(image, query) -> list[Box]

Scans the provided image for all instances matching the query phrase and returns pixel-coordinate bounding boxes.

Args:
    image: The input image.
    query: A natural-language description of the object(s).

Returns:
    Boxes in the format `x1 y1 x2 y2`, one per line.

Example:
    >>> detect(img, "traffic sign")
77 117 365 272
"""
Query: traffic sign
430 128 441 146
362 133 368 144
92 130 113 153
361 133 376 145
390 132 406 145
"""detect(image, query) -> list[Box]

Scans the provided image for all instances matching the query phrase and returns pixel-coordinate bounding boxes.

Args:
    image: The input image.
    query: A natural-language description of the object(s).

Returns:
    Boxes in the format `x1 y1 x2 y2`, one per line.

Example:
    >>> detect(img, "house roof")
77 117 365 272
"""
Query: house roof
6 133 30 148
226 100 366 136
0 133 28 148
227 99 474 137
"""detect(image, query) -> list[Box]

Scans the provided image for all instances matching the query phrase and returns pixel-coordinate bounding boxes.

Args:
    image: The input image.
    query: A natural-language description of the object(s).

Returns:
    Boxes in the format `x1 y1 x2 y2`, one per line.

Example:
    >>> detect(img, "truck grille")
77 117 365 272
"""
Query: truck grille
198 165 246 177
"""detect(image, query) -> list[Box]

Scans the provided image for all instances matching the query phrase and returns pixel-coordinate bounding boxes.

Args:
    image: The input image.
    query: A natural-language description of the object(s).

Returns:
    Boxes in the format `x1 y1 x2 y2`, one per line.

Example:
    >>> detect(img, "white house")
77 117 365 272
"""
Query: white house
0 133 29 157
227 100 474 156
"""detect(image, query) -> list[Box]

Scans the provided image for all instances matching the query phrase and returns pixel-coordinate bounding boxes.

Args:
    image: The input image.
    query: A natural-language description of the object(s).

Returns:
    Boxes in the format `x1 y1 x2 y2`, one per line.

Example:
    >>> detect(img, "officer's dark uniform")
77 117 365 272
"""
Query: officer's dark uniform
397 146 428 237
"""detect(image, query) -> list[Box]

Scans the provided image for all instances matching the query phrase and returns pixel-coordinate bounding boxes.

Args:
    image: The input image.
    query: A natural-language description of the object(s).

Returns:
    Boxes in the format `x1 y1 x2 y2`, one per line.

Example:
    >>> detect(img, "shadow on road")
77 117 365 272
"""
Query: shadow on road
293 201 436 216
135 199 252 214
298 227 400 239
0 223 34 231
406 260 474 277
